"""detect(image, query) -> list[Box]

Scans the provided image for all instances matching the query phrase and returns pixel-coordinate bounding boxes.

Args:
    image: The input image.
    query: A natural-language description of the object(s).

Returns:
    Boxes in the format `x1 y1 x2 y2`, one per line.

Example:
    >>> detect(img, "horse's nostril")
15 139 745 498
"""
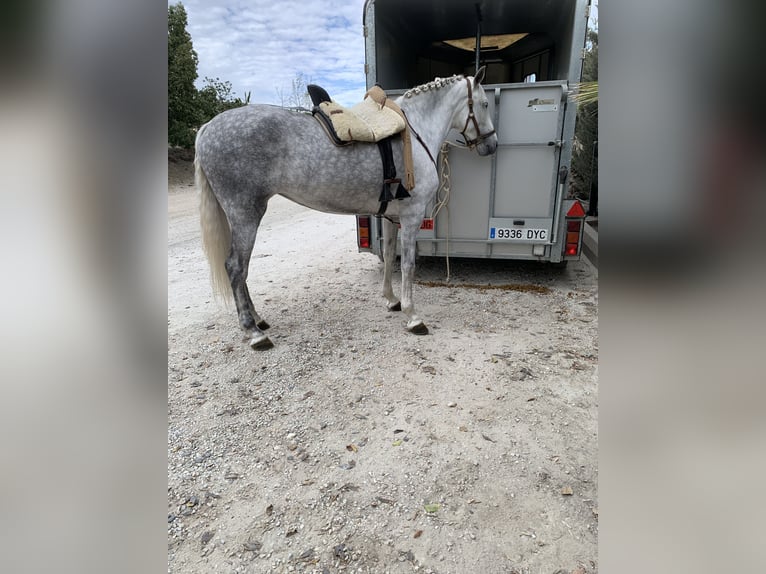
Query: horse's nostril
480 141 498 156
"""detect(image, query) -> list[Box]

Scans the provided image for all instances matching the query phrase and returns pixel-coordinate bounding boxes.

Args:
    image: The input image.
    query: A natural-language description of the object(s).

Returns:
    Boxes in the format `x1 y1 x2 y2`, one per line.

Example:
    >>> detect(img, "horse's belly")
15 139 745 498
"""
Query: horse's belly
280 182 381 215
278 151 386 215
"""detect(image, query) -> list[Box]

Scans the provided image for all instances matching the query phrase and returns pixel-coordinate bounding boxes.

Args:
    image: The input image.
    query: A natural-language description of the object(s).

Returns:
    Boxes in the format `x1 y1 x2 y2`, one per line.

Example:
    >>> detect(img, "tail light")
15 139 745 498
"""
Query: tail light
396 218 435 230
565 220 581 255
564 201 586 257
357 216 370 249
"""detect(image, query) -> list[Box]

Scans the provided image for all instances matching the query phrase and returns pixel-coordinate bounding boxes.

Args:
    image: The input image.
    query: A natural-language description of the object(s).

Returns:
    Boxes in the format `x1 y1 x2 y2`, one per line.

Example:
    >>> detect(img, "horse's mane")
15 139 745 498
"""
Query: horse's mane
403 75 464 99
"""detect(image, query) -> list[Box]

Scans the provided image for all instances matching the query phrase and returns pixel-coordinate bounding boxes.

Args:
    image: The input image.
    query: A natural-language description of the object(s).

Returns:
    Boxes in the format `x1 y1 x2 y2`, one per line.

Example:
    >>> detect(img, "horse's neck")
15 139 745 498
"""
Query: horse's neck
399 83 465 159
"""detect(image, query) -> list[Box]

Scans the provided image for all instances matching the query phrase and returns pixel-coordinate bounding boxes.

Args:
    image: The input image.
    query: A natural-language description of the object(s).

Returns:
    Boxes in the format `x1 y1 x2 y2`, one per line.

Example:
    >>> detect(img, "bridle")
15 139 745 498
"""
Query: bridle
400 73 496 177
460 77 496 149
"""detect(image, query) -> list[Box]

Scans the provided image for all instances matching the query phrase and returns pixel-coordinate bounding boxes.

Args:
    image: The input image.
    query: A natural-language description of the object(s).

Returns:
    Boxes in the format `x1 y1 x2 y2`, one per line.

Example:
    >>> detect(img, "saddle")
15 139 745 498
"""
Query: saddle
308 84 415 213
311 85 406 143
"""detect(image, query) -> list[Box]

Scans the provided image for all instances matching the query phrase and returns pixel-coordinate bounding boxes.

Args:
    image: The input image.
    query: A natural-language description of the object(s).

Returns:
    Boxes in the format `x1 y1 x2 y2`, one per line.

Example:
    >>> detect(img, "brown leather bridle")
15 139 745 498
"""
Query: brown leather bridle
460 76 496 149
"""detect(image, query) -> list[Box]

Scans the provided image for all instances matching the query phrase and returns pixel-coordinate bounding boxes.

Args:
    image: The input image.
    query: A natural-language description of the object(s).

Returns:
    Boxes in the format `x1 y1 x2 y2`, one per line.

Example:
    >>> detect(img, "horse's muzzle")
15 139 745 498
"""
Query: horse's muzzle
476 134 498 156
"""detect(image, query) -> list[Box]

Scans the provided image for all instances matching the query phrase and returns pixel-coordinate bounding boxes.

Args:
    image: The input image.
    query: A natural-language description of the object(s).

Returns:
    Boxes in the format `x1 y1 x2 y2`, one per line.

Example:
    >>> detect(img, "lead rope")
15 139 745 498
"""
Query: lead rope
433 142 453 282
433 139 478 282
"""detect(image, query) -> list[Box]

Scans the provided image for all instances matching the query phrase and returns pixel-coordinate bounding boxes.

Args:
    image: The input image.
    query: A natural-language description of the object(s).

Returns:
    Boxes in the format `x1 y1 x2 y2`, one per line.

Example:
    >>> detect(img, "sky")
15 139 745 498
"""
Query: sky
175 0 368 107
172 0 598 108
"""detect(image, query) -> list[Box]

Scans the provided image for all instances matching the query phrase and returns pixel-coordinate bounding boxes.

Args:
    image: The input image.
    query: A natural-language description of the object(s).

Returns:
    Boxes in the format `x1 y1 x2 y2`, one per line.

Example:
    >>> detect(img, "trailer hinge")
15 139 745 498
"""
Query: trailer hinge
581 47 588 60
364 64 369 75
363 26 368 38
586 5 591 19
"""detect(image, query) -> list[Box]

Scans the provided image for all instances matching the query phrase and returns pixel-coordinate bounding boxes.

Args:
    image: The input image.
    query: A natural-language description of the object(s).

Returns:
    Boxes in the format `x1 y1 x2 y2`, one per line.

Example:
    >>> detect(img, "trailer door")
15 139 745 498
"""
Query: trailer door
424 81 568 259
487 81 568 258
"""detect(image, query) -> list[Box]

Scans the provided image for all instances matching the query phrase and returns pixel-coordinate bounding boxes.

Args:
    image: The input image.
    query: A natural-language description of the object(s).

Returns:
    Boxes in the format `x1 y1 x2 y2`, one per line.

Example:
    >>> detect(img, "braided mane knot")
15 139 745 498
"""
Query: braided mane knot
404 75 463 99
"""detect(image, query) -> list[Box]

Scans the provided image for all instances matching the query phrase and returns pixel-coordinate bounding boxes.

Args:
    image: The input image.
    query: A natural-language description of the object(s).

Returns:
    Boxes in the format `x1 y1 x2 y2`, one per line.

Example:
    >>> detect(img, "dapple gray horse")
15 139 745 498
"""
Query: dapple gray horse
195 68 497 349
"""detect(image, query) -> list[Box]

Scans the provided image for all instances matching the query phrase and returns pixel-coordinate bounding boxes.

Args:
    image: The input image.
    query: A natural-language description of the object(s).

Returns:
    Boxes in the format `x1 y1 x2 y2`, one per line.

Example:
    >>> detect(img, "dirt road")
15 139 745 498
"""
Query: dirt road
168 158 598 574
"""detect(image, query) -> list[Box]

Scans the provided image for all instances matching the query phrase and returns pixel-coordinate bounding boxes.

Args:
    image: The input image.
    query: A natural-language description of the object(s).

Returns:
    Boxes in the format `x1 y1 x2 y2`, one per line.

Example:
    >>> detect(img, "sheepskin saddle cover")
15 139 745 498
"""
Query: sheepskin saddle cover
316 86 406 143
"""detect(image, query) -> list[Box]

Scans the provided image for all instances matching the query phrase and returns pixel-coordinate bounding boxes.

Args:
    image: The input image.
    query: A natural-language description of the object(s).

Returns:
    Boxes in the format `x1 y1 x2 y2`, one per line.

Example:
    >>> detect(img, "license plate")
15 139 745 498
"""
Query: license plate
489 227 548 241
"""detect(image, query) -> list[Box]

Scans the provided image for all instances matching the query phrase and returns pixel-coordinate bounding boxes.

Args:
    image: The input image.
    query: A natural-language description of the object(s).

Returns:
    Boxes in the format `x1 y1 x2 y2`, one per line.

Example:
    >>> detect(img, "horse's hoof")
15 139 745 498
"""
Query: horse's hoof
388 301 402 312
256 320 271 330
249 333 274 350
408 321 429 335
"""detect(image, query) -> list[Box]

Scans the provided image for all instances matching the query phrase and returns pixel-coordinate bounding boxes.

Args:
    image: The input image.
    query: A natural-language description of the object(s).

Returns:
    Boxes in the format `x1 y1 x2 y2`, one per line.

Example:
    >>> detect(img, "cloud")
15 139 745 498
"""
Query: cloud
176 0 367 106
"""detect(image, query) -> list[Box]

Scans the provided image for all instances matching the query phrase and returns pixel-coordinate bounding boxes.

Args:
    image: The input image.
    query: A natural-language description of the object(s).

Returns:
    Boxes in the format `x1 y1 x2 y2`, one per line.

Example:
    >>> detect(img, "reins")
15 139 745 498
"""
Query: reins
400 108 437 168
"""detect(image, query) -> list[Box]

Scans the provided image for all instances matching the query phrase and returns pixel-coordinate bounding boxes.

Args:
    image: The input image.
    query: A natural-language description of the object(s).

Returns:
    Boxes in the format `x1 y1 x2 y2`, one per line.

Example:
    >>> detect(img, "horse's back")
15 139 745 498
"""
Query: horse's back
197 105 312 162
196 105 315 194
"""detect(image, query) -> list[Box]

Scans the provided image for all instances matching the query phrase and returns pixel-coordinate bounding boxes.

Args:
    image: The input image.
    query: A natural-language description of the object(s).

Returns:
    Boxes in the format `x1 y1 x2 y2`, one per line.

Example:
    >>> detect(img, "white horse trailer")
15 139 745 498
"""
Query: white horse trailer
356 0 591 263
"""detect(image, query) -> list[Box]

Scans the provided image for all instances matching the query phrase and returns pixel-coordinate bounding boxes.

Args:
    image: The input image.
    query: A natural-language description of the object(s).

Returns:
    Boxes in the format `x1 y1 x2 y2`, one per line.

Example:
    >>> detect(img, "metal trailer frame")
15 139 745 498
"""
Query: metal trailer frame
357 0 591 263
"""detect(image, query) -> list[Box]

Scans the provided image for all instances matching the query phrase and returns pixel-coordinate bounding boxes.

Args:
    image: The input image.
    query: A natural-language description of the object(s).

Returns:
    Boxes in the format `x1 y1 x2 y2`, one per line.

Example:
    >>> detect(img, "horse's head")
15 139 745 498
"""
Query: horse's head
458 66 498 156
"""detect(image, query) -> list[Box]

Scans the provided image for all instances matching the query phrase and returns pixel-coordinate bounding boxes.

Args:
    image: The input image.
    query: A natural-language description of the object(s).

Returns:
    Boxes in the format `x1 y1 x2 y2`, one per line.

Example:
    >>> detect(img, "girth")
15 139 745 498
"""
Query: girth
376 137 411 215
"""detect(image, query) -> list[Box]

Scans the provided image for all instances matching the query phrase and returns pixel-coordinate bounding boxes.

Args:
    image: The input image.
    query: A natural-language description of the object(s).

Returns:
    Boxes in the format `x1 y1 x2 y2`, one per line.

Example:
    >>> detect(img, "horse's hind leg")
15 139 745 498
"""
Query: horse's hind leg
226 213 273 350
381 217 401 312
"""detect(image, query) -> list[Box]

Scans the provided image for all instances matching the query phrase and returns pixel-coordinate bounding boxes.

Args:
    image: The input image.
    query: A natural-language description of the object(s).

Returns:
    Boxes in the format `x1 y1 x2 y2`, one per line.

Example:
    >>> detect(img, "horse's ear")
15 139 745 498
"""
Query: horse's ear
474 66 486 85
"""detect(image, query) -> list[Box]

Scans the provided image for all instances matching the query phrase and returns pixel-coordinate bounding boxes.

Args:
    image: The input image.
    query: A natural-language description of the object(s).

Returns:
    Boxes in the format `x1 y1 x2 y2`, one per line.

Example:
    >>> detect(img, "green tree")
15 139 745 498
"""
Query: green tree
572 29 598 209
197 77 250 124
168 3 199 147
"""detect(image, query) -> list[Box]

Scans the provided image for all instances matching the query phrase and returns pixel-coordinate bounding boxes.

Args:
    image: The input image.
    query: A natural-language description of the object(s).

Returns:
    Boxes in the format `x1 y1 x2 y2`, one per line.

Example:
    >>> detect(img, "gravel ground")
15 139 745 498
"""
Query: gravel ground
168 155 598 574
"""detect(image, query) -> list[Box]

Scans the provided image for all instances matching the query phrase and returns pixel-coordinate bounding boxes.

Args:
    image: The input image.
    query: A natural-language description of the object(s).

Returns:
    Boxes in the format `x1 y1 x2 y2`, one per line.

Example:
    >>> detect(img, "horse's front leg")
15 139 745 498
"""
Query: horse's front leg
398 218 428 335
381 217 402 312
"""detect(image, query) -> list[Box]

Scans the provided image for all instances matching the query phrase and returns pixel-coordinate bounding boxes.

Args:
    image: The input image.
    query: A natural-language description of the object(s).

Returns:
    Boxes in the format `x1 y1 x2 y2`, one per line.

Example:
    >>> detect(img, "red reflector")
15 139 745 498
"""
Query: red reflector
566 201 586 218
566 244 578 256
360 237 370 249
358 216 370 228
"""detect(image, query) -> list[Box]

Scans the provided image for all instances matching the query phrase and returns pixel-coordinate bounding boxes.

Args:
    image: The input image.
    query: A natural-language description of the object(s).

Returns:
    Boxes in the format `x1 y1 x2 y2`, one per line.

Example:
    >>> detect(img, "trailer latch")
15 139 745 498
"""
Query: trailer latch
547 140 563 147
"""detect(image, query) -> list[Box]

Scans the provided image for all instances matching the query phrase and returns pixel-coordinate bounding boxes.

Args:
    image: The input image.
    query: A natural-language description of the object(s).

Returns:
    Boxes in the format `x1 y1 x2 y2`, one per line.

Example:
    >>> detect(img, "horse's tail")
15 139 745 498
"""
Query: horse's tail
196 124 233 303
